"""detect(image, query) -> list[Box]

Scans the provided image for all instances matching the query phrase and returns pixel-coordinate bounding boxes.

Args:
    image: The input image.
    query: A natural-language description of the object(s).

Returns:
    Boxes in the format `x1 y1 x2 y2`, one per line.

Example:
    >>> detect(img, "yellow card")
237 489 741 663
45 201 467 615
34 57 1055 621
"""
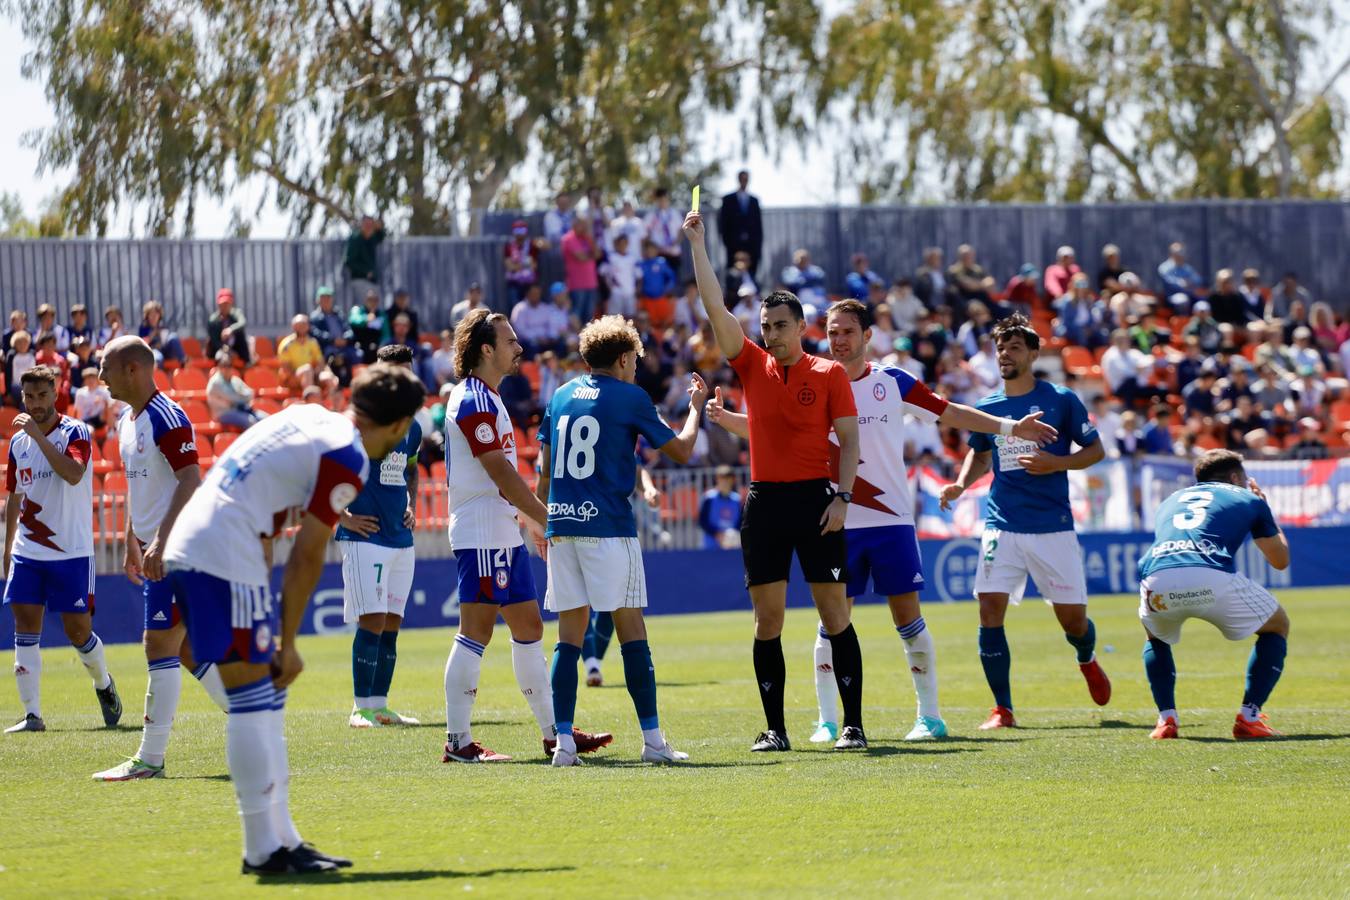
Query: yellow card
692 185 700 209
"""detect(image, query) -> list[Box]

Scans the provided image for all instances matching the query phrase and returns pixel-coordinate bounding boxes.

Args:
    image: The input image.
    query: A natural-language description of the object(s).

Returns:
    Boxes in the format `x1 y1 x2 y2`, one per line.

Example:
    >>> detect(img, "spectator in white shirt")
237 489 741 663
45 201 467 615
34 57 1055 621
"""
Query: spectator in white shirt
602 232 641 319
542 191 574 245
607 199 647 254
644 187 684 271
430 329 457 388
731 283 762 340
73 367 116 429
968 332 1001 391
510 282 567 359
449 282 485 330
886 279 927 335
1101 328 1155 405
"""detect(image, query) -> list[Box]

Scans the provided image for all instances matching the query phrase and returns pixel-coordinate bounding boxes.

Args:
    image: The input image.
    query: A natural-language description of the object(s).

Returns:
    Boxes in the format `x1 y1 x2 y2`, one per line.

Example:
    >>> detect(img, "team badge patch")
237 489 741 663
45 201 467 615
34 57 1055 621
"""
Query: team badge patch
872 382 886 401
255 623 273 653
329 482 358 513
797 387 817 406
475 422 495 444
495 568 509 589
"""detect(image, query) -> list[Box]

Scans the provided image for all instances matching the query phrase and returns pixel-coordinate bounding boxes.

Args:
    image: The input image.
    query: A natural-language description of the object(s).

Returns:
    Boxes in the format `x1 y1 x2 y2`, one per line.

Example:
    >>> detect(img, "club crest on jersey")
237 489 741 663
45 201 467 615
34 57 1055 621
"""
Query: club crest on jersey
797 387 817 406
872 382 886 401
495 568 509 589
474 422 495 444
255 623 273 653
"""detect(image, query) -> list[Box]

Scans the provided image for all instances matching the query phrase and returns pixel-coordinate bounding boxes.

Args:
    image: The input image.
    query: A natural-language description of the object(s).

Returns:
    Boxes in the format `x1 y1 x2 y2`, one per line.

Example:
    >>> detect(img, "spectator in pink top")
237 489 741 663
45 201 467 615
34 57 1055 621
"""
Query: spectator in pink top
1043 245 1082 299
560 216 601 323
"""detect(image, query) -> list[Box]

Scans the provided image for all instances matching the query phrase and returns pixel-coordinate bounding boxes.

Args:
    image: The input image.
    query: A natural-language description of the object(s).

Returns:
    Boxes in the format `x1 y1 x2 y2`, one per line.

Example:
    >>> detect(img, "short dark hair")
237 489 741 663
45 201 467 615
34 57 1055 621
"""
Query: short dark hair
653 187 670 199
827 299 871 330
350 363 425 425
20 364 59 389
991 313 1041 351
1194 449 1246 484
376 344 414 365
761 290 804 321
454 308 509 379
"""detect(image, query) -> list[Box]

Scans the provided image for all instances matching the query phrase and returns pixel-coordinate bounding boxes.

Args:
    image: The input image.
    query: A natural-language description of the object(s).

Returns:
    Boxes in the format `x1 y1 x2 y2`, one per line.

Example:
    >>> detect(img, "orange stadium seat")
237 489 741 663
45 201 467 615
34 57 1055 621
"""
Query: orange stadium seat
253 398 283 416
1063 346 1094 377
252 336 276 359
0 407 19 438
171 367 209 397
213 432 239 457
153 368 172 392
180 336 204 359
101 436 122 470
103 470 128 494
243 367 289 399
519 361 541 394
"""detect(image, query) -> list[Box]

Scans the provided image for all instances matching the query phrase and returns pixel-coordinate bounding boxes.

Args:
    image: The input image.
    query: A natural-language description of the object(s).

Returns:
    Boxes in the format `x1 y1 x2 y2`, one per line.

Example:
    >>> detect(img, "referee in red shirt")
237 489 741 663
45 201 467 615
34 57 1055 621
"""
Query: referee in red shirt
684 210 866 751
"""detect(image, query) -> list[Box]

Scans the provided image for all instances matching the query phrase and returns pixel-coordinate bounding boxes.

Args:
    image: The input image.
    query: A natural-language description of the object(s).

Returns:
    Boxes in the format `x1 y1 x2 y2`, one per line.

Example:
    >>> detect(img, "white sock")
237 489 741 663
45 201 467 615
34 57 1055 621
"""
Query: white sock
898 617 940 720
14 635 41 717
75 633 111 690
193 662 230 712
358 697 382 710
444 634 484 743
1240 703 1262 723
267 706 303 849
584 656 601 673
137 657 183 766
368 695 387 709
557 731 576 754
813 625 838 724
642 727 665 749
511 638 555 739
1158 708 1178 723
226 708 281 865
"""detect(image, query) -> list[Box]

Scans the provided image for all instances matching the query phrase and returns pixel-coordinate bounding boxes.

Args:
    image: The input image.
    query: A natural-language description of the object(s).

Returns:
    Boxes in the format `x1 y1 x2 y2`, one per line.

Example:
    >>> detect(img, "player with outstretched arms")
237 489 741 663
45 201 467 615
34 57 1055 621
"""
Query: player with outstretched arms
537 314 706 766
709 300 1056 741
91 336 229 780
940 314 1110 730
164 364 424 876
4 365 122 733
338 344 423 729
441 309 612 763
1137 449 1291 740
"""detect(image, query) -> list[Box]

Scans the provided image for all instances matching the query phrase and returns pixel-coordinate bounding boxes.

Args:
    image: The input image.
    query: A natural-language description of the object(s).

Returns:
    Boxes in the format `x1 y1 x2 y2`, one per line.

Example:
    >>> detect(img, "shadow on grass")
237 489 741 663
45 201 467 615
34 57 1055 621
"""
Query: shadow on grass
655 681 725 688
572 758 784 769
71 724 142 733
1018 719 1139 731
252 865 574 886
1180 733 1350 744
176 773 232 781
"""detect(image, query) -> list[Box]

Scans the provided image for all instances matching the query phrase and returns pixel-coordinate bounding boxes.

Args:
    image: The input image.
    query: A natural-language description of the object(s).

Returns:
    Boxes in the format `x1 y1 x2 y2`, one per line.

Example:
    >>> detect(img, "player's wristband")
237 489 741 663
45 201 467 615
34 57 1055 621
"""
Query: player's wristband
999 419 1015 436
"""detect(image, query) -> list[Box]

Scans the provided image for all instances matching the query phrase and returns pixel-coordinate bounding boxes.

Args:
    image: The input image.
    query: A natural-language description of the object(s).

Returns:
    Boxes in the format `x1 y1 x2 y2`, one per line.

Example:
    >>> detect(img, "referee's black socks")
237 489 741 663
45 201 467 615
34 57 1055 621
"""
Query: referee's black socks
828 624 864 730
752 637 787 734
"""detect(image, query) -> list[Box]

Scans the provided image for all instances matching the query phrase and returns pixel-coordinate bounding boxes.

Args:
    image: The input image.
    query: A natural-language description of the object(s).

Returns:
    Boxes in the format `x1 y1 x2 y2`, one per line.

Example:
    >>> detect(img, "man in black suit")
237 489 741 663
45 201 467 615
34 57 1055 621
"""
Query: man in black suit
718 170 763 284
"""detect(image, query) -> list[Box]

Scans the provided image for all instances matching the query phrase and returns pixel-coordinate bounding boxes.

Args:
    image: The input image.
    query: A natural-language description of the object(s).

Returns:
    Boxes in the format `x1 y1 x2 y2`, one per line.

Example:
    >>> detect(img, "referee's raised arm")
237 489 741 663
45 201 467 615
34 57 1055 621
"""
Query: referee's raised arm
684 211 746 360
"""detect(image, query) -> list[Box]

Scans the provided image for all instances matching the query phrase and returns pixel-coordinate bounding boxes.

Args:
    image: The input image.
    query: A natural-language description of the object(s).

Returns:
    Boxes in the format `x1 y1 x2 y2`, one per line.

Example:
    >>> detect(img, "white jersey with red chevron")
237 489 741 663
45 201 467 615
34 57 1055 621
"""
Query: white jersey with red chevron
119 391 200 543
444 375 523 551
6 416 94 561
165 404 369 586
828 363 949 531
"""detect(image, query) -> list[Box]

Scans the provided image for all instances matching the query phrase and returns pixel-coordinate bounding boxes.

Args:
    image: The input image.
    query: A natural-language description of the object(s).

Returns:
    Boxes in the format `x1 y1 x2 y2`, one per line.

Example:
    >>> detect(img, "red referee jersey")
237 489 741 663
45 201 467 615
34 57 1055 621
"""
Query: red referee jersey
729 339 857 482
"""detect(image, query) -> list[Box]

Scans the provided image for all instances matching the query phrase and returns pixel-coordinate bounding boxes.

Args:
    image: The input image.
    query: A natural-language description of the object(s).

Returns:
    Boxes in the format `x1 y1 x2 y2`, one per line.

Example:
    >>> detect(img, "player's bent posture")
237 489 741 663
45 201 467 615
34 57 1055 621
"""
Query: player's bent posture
442 309 613 763
1138 449 1291 740
537 315 706 766
92 337 229 780
339 344 422 728
940 315 1109 730
4 365 122 733
164 365 424 876
709 300 1056 741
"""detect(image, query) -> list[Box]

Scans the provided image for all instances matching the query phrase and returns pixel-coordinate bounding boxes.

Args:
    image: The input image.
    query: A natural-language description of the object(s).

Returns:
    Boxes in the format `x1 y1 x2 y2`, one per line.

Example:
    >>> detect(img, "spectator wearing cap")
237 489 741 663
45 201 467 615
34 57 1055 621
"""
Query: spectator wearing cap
1183 300 1222 353
2 309 28 356
699 465 743 550
96 306 126 350
277 314 325 391
1054 274 1110 349
343 214 385 307
1003 263 1041 313
503 219 541 305
543 191 575 245
309 285 358 368
348 288 388 362
449 282 485 330
510 282 567 359
207 289 250 363
645 187 684 274
1238 268 1266 320
843 253 884 301
560 216 601 323
1107 271 1149 322
67 304 93 346
1268 272 1312 321
1098 244 1125 295
780 248 828 308
386 287 422 340
1043 245 1081 299
35 303 71 352
1158 242 1205 307
139 300 187 368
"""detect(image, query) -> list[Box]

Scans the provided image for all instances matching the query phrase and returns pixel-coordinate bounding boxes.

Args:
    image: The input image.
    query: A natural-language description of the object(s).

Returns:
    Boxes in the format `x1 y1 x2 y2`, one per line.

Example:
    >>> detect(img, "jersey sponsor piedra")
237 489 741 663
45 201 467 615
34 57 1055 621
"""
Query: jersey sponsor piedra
118 392 199 543
445 376 523 551
829 363 949 530
6 416 94 561
539 374 676 539
164 404 368 586
967 380 1099 534
337 418 421 549
1139 481 1280 580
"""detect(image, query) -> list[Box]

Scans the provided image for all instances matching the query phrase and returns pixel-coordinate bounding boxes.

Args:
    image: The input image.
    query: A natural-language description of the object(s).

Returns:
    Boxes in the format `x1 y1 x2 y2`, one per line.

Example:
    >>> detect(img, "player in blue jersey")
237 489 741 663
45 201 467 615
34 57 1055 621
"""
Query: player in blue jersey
1138 449 1290 740
337 344 422 728
940 314 1110 730
536 315 707 766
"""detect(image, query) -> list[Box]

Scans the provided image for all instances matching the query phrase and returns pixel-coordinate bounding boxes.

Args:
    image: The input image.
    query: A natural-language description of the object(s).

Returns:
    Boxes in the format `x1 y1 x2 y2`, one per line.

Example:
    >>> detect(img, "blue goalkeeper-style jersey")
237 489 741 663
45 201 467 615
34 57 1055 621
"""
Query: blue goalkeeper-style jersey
539 374 676 539
335 419 421 548
1139 481 1279 579
967 379 1099 534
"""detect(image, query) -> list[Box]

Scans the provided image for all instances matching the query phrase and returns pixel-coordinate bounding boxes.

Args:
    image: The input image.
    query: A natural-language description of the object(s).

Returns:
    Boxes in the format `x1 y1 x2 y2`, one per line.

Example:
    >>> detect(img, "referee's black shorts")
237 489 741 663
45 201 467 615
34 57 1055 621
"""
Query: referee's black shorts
740 479 847 588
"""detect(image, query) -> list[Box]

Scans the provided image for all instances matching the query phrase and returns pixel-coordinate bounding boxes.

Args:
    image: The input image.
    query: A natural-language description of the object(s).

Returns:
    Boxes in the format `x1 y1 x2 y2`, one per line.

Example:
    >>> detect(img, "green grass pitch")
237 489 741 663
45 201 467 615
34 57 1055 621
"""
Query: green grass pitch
2 587 1346 897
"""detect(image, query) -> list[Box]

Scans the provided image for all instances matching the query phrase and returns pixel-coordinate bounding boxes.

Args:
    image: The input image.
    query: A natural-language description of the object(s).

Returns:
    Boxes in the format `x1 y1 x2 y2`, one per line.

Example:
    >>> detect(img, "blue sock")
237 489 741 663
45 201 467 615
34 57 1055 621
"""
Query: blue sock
226 676 276 714
581 615 598 662
1065 618 1097 664
550 642 582 736
593 613 615 660
351 628 380 703
978 626 1013 710
620 640 659 731
371 630 399 700
1242 633 1287 711
1142 638 1176 713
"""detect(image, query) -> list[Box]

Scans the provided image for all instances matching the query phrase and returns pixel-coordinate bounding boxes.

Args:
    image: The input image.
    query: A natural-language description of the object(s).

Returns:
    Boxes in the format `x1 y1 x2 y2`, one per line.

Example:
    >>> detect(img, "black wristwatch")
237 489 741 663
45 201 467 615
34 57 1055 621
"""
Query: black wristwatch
835 491 852 504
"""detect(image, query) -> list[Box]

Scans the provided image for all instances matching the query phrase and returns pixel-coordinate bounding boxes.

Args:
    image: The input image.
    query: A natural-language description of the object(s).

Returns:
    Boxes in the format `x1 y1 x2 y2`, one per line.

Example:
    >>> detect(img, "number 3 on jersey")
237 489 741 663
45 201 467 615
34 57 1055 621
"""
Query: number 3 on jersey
552 414 601 480
1171 490 1214 529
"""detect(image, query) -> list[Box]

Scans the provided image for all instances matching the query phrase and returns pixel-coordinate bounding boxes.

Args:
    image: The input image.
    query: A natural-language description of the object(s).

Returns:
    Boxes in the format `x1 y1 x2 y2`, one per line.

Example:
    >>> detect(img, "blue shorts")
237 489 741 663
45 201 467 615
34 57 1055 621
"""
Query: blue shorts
143 577 182 631
169 569 277 665
455 546 536 607
845 525 924 599
2 555 95 614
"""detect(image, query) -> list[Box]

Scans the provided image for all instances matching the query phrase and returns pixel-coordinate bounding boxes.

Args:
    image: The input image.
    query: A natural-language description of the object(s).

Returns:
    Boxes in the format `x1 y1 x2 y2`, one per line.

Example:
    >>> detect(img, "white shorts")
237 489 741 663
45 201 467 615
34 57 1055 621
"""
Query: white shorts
544 536 647 614
1139 567 1279 645
339 541 415 621
973 529 1088 606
